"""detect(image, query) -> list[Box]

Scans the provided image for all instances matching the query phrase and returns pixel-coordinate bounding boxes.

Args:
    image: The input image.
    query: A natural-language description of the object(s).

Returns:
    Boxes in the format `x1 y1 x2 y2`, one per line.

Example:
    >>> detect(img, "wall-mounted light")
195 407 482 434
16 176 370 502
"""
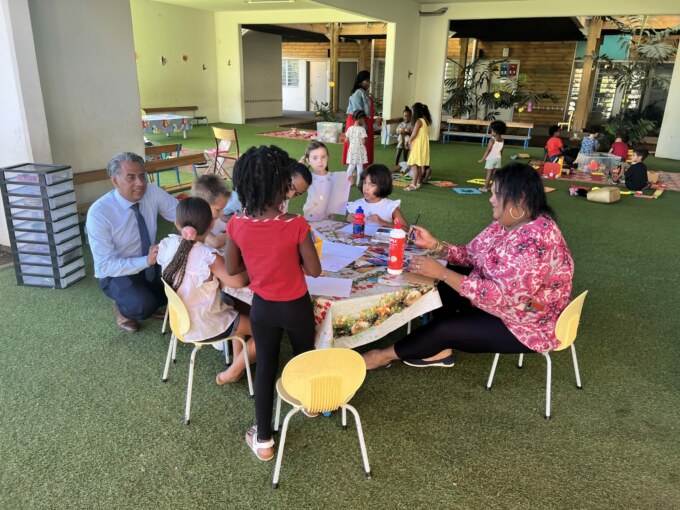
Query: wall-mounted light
502 47 510 58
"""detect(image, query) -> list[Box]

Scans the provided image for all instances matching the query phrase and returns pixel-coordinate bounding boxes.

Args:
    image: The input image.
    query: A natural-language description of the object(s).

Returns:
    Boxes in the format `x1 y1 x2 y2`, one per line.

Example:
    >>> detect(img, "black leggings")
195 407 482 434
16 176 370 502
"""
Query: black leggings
249 292 316 441
394 266 533 360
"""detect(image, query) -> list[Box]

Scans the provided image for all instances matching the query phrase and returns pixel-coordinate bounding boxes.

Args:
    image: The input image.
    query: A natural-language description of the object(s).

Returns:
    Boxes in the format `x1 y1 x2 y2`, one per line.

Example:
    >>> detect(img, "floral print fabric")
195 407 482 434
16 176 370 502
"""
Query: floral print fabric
445 216 574 352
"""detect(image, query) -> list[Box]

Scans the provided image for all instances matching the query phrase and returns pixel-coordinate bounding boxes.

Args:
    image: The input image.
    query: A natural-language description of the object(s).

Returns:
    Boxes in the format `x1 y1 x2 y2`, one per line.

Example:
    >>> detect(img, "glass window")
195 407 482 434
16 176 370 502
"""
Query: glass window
282 60 299 87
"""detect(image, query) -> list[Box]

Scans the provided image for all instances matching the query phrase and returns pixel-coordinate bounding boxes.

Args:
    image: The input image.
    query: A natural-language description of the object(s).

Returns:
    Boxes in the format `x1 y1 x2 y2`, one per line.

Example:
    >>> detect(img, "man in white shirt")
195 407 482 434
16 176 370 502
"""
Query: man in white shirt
86 152 178 333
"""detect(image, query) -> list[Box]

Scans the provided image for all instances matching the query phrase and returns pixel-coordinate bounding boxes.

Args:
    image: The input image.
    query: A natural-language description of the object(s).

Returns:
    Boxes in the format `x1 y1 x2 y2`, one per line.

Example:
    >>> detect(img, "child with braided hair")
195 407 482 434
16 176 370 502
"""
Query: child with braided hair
157 197 256 384
225 145 321 462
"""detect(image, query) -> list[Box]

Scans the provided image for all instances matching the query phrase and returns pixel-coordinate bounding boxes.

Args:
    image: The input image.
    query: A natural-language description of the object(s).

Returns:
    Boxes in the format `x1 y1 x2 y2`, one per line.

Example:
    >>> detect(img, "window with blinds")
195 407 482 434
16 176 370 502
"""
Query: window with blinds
281 60 299 87
566 60 650 123
371 58 385 103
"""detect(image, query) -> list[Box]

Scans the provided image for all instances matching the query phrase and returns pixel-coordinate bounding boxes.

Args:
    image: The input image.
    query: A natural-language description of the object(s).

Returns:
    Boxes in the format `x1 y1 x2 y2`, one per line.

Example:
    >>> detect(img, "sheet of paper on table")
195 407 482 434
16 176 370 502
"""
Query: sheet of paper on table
337 222 383 236
321 240 367 272
305 276 353 298
325 172 352 216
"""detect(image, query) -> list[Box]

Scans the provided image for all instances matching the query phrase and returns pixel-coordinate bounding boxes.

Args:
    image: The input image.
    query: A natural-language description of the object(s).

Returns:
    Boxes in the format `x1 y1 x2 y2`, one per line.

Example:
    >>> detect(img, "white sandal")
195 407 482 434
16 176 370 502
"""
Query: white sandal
246 425 275 461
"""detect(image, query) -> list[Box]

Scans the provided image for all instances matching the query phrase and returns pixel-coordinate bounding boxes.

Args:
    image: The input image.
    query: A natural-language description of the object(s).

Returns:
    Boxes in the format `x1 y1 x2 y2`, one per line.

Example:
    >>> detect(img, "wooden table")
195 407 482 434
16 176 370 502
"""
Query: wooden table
224 221 443 349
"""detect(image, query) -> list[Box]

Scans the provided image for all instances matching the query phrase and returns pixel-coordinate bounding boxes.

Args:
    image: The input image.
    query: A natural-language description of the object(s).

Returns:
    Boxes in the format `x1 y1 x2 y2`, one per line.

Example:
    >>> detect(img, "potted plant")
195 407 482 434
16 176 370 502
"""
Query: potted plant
443 60 556 121
313 101 344 143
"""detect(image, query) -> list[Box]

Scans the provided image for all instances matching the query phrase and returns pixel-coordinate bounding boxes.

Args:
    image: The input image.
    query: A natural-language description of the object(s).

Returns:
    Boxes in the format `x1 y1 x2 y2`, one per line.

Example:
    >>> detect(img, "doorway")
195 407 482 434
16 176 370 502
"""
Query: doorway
308 60 328 111
338 61 358 114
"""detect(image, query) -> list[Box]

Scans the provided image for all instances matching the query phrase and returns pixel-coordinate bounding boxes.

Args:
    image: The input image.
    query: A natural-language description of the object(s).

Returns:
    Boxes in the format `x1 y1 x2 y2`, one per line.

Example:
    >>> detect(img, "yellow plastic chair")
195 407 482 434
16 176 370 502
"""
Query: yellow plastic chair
204 127 240 178
161 281 253 425
271 348 371 488
557 111 573 132
486 291 588 419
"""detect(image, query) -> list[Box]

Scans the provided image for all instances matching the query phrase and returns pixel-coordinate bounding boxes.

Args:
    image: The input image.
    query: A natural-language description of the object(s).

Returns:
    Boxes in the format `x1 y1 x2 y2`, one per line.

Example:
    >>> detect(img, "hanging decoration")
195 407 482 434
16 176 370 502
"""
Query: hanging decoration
160 56 167 66
182 54 188 62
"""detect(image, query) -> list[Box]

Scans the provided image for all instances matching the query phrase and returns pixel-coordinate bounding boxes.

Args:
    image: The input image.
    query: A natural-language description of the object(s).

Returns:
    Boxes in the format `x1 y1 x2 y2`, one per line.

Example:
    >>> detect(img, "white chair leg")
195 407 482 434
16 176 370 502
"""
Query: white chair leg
235 337 254 397
406 320 411 335
161 308 169 335
517 353 524 368
162 334 175 382
184 345 200 425
274 394 282 433
171 334 178 363
486 353 500 390
272 408 300 489
543 352 552 419
341 406 347 430
570 344 583 389
342 404 372 478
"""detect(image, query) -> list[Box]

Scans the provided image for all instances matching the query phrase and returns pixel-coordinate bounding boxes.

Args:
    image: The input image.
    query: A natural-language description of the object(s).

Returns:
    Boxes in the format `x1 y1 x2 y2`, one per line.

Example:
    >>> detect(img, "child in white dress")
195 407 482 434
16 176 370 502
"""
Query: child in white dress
347 164 409 230
345 110 368 185
157 197 256 384
301 141 335 222
477 120 506 192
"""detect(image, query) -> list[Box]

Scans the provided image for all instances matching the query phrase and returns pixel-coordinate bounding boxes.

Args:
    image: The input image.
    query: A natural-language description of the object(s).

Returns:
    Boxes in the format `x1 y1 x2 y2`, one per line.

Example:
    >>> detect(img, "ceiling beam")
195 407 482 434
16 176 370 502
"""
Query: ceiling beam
278 22 387 37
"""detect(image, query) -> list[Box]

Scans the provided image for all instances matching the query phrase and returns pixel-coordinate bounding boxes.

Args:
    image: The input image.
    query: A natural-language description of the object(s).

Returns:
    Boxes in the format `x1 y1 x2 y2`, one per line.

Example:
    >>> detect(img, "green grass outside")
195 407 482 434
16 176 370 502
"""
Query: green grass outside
1 124 679 509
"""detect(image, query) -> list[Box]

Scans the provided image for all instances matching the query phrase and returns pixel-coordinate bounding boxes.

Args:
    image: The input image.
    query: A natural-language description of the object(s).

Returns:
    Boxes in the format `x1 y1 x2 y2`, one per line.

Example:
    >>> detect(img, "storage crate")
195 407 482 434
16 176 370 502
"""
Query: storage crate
16 246 84 267
15 236 83 256
1 162 85 289
21 267 86 289
11 213 79 233
10 202 78 222
579 153 622 173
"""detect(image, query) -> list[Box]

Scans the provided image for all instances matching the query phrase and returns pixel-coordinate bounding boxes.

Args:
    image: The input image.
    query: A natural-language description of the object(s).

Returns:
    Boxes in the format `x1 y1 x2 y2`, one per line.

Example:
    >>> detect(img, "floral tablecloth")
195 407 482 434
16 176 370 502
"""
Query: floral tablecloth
142 114 192 137
225 221 442 349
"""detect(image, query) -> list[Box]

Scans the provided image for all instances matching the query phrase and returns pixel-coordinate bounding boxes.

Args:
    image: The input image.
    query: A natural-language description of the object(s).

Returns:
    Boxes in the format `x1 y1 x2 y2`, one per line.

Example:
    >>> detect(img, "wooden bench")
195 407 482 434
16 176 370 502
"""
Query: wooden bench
441 118 490 145
503 121 534 149
145 152 207 192
145 143 182 184
442 118 534 149
142 105 208 125
381 117 404 147
643 136 658 155
72 152 207 213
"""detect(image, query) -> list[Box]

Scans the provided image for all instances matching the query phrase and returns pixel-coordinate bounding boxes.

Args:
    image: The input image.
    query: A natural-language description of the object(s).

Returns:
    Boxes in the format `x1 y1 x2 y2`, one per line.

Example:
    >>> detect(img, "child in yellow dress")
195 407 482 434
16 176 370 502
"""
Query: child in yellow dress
404 102 432 191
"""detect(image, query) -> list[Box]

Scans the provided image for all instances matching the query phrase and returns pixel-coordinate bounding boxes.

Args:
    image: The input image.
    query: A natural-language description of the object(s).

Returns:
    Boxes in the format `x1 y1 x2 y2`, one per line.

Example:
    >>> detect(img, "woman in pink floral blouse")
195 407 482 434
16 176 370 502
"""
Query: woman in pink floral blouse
363 163 574 369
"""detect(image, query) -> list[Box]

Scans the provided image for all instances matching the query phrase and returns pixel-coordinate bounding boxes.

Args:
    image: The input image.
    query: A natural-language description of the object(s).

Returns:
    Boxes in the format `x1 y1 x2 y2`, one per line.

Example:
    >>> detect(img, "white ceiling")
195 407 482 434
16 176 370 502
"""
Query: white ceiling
149 0 522 13
152 0 322 12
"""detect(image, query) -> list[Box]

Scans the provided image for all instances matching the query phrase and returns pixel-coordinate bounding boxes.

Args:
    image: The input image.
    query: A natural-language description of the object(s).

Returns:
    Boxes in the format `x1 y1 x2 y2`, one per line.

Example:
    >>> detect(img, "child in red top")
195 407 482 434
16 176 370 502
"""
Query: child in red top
545 125 565 162
609 133 629 160
225 145 321 462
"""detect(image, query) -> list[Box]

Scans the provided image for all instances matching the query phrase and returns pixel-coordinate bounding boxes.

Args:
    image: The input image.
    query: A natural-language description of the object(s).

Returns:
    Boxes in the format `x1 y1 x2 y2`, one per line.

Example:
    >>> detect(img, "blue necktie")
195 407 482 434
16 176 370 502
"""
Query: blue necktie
131 202 155 282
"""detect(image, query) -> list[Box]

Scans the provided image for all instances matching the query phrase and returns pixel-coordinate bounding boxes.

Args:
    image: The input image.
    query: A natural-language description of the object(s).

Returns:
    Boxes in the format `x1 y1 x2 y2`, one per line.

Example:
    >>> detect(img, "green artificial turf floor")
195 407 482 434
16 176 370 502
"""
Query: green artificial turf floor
1 124 680 509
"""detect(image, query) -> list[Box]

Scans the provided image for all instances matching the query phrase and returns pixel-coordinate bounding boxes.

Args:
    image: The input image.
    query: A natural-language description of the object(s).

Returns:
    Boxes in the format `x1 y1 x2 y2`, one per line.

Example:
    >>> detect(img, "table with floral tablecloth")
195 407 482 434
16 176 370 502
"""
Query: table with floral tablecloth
142 114 192 139
225 221 442 349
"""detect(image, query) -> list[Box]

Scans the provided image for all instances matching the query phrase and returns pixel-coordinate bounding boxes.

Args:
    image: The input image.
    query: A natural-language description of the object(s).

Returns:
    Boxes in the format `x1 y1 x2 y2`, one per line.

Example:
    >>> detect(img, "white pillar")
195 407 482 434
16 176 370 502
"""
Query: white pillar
656 49 680 160
415 15 449 140
0 0 52 247
215 14 245 124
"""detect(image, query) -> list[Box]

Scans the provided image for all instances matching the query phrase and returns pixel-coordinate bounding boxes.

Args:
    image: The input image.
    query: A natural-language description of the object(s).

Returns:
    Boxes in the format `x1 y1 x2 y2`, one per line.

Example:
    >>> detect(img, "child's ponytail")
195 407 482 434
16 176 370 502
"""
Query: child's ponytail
162 197 213 291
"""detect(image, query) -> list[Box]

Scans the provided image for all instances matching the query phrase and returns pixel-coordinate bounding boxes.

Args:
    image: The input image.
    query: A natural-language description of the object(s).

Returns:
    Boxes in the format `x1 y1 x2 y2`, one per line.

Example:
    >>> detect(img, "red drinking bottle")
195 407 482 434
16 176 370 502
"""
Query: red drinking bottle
387 219 406 275
352 206 365 238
